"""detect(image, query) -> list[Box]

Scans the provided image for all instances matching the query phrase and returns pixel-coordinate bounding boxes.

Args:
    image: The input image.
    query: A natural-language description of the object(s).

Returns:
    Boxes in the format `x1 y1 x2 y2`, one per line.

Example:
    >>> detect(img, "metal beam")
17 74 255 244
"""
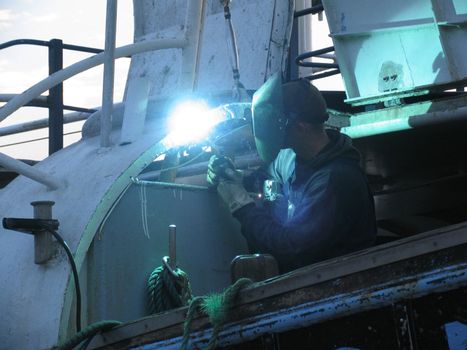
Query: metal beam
343 105 467 138
0 153 64 190
0 94 47 105
0 111 90 137
179 0 205 93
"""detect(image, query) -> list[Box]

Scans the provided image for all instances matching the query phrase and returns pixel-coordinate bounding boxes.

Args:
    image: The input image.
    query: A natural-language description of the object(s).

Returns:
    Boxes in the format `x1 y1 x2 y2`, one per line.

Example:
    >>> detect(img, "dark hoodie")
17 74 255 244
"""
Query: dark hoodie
234 129 376 273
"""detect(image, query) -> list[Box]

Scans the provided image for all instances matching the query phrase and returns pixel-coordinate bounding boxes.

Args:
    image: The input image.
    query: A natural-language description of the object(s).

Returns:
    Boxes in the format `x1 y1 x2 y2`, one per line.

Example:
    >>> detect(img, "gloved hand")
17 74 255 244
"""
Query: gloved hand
217 180 254 213
207 155 238 186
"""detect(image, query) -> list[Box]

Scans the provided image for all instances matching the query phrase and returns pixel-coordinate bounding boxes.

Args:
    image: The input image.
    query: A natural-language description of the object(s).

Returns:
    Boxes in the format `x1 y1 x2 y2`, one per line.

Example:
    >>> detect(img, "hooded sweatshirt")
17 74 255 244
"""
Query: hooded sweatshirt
234 129 376 273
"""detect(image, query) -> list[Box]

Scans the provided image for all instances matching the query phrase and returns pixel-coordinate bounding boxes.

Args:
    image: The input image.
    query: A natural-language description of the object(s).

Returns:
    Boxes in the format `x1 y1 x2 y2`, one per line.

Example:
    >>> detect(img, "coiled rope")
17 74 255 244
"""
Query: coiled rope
147 255 252 350
147 257 193 314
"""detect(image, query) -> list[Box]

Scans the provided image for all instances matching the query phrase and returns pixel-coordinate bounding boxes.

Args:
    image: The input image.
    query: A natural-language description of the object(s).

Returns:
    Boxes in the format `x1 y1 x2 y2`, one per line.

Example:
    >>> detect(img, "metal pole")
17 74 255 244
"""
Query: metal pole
100 0 118 148
179 0 205 92
168 225 176 269
0 94 48 104
0 109 101 137
0 152 64 190
48 39 64 154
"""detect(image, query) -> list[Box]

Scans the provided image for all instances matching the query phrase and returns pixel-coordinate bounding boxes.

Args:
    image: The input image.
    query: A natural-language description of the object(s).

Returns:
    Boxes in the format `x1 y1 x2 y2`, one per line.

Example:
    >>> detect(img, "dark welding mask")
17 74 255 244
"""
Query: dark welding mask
251 73 286 163
252 73 328 163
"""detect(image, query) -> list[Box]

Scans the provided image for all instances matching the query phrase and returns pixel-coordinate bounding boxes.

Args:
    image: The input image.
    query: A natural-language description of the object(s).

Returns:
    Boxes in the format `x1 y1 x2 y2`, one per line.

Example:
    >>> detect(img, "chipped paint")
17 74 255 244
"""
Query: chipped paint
132 263 467 349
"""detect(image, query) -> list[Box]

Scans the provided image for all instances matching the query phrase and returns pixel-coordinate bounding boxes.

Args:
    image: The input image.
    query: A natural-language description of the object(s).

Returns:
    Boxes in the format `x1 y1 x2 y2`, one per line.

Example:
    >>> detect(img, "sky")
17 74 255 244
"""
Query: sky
0 1 343 161
0 0 134 160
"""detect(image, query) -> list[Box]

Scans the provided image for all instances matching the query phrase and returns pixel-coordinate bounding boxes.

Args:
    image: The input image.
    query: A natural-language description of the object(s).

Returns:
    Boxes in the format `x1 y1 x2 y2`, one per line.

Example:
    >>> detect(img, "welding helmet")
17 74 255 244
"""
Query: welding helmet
252 73 328 163
251 73 285 163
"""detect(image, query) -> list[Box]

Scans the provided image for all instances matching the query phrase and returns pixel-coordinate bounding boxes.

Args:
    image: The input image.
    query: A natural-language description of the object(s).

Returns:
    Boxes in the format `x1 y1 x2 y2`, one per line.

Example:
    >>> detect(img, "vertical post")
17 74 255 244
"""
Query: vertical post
296 0 314 78
288 16 299 81
168 225 176 269
48 39 64 154
31 200 56 264
101 0 118 148
179 0 205 92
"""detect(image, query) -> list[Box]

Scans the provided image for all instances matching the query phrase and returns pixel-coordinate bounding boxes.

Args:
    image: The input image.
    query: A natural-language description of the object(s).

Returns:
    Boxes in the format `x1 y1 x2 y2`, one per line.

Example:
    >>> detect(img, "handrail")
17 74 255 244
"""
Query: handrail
0 38 106 154
295 46 336 67
0 109 98 137
294 4 324 18
0 38 103 54
0 94 96 113
0 153 64 190
0 38 185 191
0 38 187 124
295 46 341 80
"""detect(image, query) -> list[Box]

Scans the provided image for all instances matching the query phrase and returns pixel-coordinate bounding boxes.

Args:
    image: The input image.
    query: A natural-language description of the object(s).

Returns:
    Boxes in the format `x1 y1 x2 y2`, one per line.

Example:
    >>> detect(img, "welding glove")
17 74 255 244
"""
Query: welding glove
207 155 240 186
217 179 255 214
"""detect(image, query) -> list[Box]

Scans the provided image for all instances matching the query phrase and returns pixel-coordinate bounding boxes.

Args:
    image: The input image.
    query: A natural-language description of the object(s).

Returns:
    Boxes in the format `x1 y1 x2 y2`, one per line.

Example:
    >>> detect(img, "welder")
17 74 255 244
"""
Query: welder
207 74 377 273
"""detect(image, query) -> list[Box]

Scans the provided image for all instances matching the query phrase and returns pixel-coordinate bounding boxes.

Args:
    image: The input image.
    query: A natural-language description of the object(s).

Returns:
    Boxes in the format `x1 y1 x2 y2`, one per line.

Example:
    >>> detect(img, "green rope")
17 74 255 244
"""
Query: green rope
181 278 253 350
147 263 193 314
52 320 122 350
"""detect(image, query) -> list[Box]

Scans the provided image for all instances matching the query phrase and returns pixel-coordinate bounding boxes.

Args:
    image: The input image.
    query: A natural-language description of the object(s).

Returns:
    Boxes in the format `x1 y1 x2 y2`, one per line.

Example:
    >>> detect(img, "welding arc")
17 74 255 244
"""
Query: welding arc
156 123 249 175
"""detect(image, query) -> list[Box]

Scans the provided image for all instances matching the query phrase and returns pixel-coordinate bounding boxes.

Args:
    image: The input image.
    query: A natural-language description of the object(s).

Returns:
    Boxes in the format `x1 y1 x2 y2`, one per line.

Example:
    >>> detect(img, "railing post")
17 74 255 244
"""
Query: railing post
100 0 118 148
48 38 64 154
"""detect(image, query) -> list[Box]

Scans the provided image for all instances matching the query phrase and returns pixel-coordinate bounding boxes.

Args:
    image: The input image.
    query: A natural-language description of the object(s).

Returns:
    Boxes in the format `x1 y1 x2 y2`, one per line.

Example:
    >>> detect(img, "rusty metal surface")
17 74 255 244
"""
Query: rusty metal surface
89 222 467 349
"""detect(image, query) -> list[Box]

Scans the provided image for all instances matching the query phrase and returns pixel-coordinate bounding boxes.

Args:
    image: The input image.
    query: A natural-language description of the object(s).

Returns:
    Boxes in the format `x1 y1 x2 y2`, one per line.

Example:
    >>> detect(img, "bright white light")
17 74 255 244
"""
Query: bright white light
165 100 226 147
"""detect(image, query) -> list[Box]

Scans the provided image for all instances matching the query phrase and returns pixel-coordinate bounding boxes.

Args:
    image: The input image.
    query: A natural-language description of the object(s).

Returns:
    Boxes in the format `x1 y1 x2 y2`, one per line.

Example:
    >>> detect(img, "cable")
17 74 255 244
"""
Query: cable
0 130 81 148
42 224 82 333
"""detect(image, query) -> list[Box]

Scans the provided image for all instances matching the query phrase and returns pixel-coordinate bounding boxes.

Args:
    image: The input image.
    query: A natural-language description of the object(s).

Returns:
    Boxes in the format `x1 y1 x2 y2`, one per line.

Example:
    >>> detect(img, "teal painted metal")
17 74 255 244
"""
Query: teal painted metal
322 0 467 105
341 104 467 138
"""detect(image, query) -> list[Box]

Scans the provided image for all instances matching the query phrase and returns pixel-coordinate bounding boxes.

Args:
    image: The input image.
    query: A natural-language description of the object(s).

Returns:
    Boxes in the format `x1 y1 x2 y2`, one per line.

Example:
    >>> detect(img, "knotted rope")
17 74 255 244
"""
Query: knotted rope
52 320 122 350
181 278 253 350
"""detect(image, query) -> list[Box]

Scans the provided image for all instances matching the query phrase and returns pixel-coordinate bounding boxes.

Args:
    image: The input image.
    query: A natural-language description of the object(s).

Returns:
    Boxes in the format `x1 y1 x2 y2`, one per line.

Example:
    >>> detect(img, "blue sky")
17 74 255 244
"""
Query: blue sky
0 0 133 160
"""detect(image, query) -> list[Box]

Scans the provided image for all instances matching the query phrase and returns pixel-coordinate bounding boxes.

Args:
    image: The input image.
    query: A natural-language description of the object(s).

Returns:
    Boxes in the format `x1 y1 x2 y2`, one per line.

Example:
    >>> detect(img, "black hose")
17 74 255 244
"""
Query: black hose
42 225 82 333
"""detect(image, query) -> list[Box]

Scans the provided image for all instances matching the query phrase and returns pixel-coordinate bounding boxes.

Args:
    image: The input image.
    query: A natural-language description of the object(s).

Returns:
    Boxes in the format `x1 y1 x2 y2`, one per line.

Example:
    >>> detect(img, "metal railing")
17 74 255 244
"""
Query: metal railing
292 3 341 81
0 0 202 191
294 4 324 18
0 38 104 155
295 46 340 80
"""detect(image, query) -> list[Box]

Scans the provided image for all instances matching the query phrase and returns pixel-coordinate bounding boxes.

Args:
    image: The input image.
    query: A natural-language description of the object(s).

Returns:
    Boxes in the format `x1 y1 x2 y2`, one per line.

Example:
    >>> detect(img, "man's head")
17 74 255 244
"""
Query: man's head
282 79 328 125
252 73 329 162
281 79 328 154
